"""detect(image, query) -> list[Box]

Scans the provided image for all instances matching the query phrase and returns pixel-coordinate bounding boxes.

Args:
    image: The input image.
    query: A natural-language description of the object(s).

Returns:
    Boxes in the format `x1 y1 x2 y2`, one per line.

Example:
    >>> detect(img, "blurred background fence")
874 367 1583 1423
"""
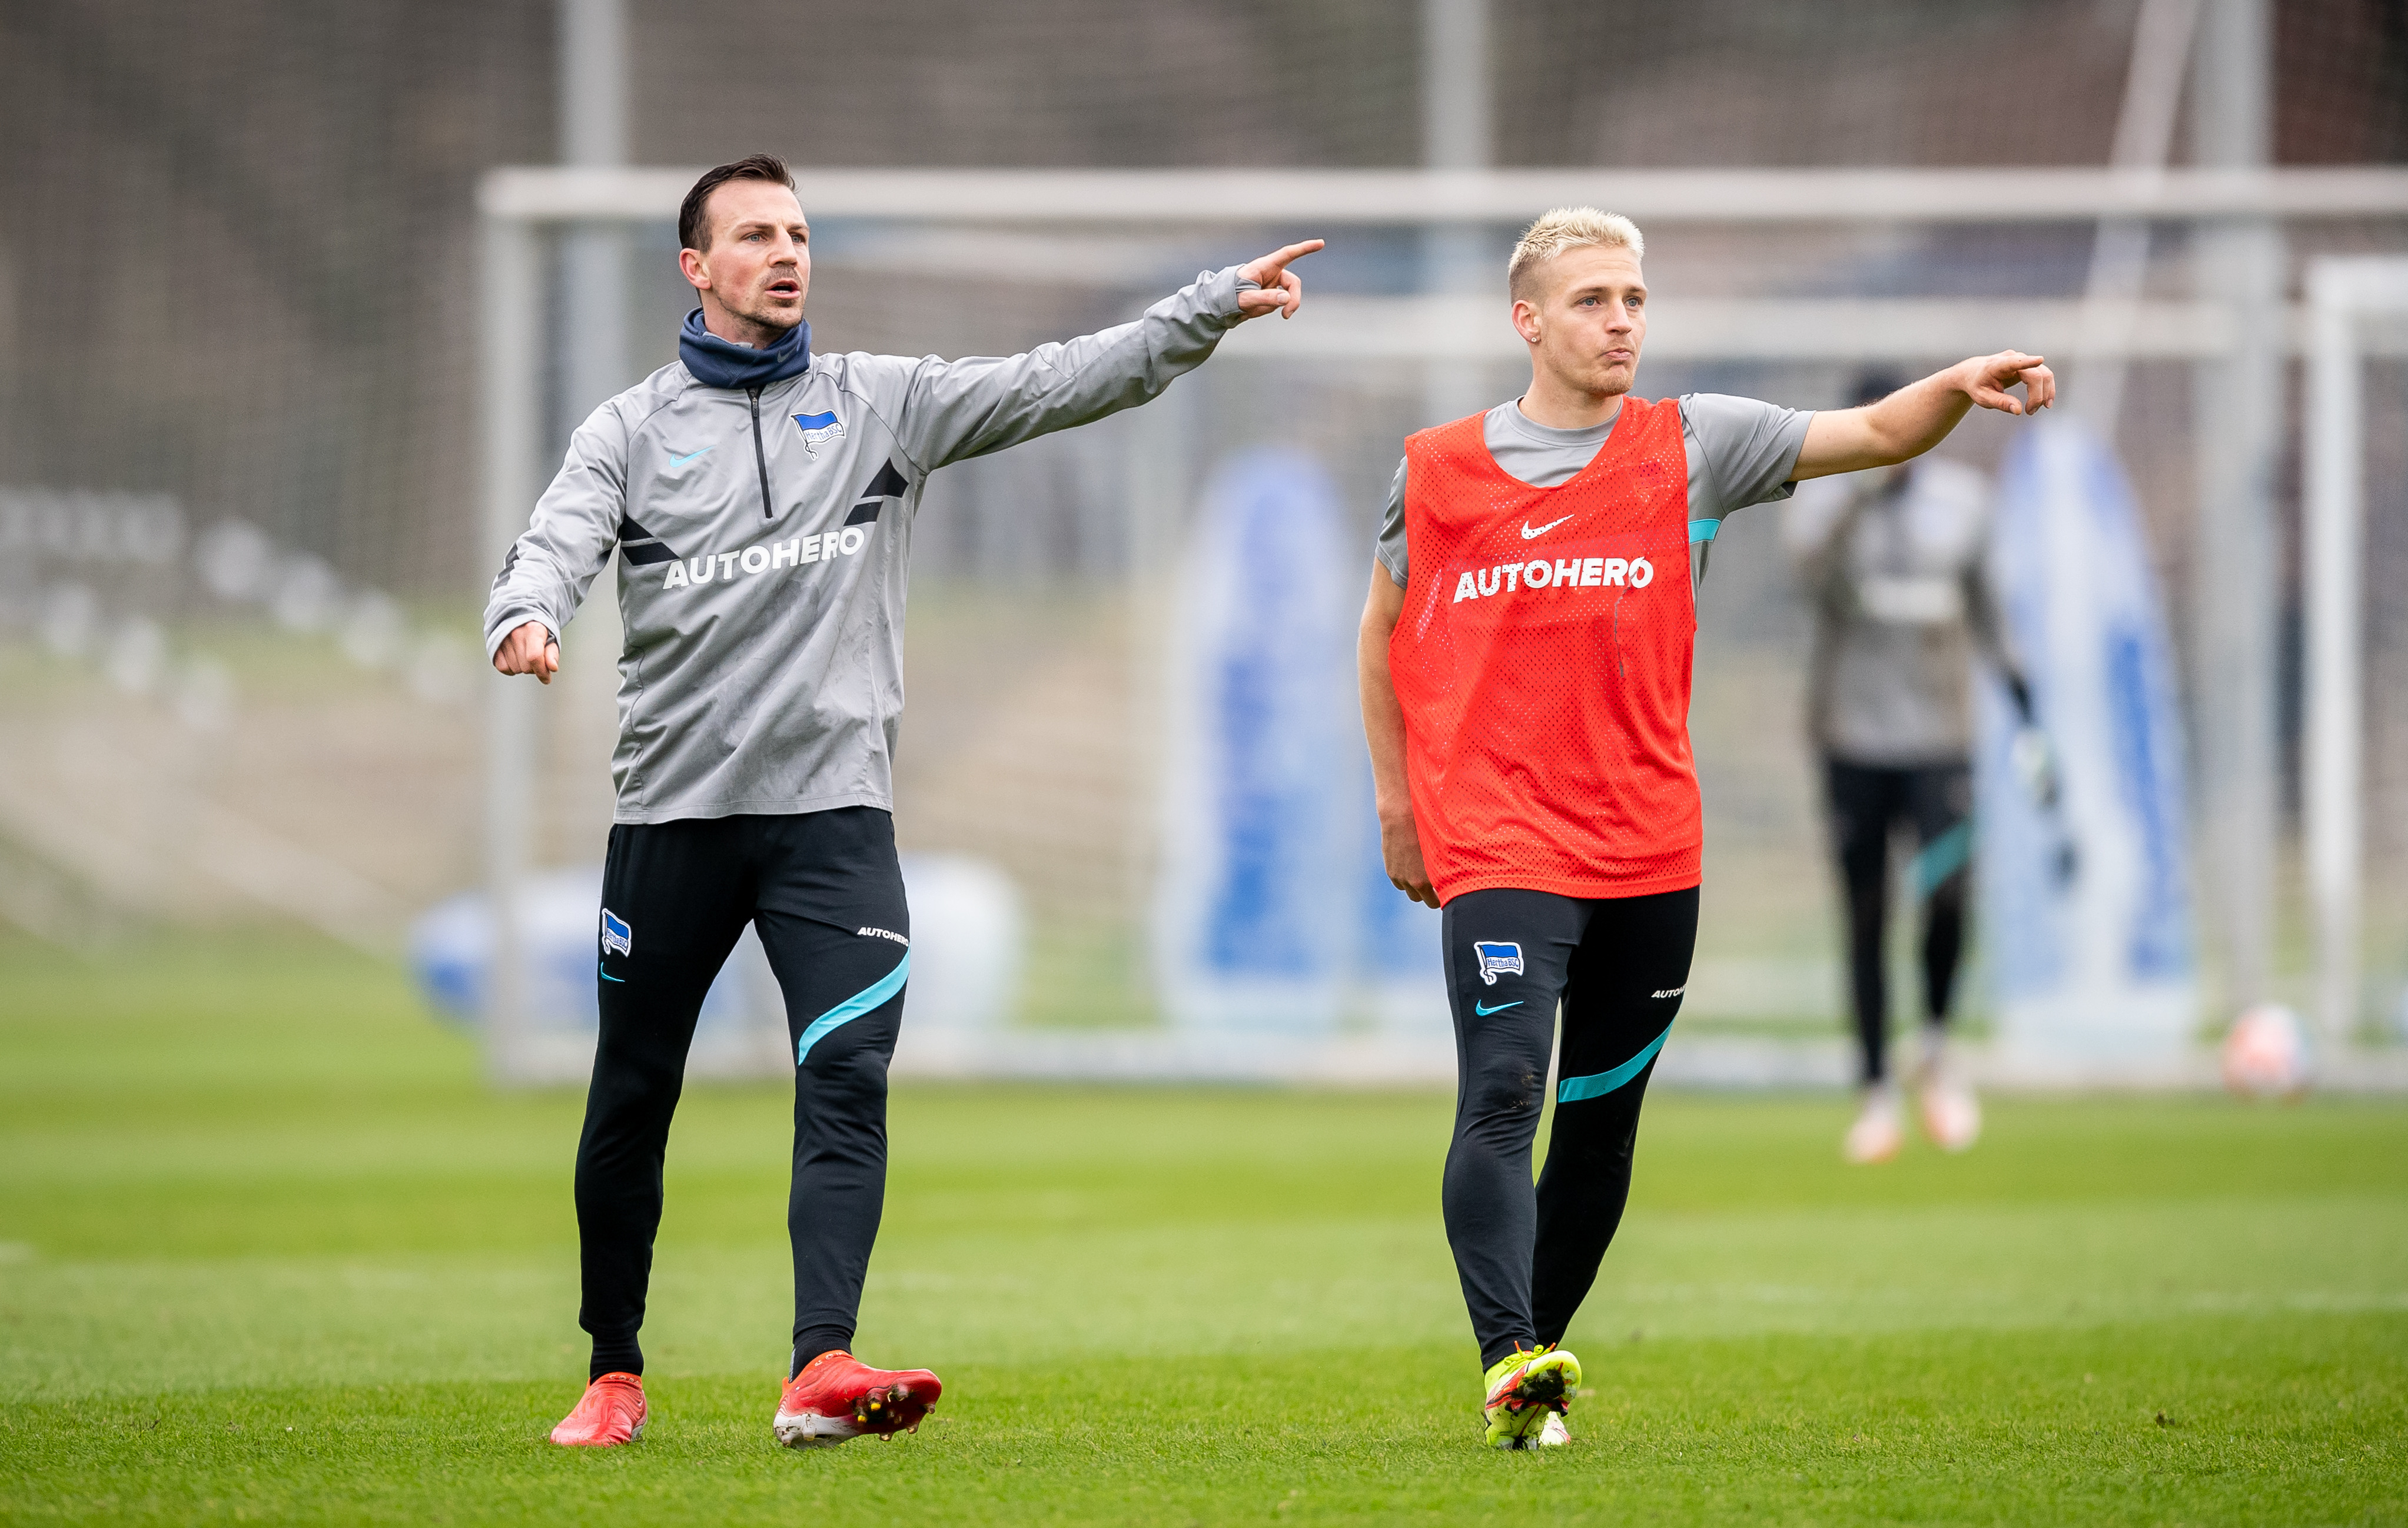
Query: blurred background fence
4 0 2408 1084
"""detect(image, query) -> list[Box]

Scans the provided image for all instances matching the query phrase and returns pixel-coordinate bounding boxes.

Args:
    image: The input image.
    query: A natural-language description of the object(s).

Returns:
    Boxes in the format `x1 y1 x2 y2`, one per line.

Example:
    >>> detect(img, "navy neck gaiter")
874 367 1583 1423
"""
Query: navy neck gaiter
677 308 813 390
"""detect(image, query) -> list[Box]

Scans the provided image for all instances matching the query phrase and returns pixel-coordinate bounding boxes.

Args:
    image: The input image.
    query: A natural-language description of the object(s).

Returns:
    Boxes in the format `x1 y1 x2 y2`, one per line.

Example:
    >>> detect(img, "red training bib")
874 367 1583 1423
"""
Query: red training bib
1389 399 1702 903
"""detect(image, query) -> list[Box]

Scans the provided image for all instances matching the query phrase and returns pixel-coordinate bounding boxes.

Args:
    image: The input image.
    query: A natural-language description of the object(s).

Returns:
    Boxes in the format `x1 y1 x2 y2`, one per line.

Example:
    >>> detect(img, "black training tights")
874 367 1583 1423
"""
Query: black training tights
1823 760 1971 1084
574 808 912 1381
1440 886 1698 1368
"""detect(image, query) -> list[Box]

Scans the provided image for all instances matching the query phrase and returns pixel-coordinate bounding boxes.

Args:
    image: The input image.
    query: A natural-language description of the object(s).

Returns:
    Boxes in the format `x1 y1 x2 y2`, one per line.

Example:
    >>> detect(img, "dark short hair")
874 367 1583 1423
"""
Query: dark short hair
679 154 796 253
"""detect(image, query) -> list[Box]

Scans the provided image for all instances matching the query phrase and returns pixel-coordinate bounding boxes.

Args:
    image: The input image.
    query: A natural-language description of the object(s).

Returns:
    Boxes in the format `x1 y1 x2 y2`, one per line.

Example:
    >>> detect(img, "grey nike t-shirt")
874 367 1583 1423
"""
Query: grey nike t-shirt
1374 393 1812 587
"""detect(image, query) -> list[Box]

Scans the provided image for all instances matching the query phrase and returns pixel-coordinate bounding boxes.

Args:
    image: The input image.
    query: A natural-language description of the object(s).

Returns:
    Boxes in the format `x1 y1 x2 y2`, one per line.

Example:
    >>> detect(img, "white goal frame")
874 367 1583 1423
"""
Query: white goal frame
2304 257 2408 1045
479 164 2408 1084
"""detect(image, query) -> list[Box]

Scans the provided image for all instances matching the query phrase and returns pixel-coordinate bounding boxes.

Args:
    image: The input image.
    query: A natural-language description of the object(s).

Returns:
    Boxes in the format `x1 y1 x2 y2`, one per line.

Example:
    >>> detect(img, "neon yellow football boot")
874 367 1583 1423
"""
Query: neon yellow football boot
1480 1344 1581 1449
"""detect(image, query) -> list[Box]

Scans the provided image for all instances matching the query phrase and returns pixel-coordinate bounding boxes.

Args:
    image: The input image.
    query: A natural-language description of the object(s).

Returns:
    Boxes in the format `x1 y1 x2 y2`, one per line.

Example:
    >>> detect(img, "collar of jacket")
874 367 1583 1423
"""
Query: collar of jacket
677 308 813 390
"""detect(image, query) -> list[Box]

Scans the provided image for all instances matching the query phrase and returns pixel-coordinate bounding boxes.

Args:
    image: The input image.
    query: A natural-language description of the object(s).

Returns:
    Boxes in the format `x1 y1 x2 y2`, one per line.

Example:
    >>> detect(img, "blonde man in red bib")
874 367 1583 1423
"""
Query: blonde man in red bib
1357 207 2052 1449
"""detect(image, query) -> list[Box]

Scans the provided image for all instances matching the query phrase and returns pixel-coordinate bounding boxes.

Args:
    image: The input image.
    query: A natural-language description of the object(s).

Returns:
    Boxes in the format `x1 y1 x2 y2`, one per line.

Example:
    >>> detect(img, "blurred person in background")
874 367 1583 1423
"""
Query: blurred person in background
487 153 1321 1451
1359 210 2052 1449
1782 373 2048 1165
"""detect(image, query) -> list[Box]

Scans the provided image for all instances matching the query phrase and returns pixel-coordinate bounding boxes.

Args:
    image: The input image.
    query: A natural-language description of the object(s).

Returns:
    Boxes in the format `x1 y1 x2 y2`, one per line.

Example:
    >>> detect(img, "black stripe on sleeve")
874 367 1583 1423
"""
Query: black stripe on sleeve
856 461 911 501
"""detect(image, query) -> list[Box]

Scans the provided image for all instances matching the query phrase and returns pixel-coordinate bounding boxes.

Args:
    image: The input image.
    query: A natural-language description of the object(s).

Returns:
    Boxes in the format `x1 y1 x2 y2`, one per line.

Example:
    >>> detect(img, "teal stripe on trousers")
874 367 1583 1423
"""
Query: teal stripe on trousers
1556 1021 1675 1103
796 951 911 1064
1914 820 1974 898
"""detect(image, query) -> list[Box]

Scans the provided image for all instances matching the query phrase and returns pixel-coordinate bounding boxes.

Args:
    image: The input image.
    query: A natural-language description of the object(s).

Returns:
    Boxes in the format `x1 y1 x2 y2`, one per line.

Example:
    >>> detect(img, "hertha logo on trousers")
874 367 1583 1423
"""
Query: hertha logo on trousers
600 909 633 958
1473 941 1524 985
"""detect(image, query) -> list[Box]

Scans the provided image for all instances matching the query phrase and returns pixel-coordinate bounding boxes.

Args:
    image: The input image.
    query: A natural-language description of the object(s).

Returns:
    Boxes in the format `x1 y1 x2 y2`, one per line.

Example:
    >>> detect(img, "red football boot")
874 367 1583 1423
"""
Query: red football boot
550 1371 646 1446
772 1350 942 1448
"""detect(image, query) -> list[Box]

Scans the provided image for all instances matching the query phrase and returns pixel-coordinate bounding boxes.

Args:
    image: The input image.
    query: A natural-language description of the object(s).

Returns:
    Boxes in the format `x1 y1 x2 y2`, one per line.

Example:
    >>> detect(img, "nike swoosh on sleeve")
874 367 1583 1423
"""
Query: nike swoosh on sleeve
1520 516 1573 539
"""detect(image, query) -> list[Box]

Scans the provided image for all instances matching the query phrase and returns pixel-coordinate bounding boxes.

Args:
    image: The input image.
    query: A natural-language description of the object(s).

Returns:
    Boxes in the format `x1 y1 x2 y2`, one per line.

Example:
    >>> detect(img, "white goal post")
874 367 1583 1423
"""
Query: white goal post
477 164 2408 1082
2304 257 2408 1046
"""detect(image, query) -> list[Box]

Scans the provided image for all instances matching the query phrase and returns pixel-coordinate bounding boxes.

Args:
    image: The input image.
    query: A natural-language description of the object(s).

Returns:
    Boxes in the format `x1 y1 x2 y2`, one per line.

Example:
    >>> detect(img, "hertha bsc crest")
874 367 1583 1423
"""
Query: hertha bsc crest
791 410 845 457
600 909 633 958
1473 941 1523 985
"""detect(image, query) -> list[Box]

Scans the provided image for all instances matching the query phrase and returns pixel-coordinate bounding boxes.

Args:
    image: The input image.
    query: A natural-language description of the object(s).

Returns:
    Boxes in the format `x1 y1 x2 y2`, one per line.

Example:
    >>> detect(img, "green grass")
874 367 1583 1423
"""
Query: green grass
2 934 2403 1524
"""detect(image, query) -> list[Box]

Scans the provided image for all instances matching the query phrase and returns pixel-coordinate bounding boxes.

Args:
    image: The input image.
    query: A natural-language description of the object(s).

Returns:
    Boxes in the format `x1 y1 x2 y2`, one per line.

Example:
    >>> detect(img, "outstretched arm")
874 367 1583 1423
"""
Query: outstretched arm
1359 563 1436 908
1791 351 2055 481
894 240 1324 473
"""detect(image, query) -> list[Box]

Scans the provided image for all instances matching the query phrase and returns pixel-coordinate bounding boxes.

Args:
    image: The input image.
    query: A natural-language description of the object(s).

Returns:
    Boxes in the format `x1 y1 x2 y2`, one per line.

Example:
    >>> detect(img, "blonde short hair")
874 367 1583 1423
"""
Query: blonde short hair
1507 207 1645 301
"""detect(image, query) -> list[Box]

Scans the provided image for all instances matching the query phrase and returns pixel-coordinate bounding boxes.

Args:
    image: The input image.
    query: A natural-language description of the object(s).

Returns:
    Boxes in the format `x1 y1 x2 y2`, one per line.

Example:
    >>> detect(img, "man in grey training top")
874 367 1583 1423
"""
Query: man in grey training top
1783 373 2039 1164
486 154 1321 1450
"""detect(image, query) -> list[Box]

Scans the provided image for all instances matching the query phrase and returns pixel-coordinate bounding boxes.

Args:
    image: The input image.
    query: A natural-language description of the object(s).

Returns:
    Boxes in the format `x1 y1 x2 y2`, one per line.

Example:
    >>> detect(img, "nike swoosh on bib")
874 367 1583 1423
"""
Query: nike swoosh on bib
1520 515 1573 539
669 446 714 467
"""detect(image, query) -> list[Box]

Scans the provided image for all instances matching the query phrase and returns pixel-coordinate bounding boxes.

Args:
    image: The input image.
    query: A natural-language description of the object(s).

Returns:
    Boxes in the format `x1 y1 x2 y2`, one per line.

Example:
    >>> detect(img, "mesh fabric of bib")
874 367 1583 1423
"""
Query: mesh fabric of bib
1390 399 1702 903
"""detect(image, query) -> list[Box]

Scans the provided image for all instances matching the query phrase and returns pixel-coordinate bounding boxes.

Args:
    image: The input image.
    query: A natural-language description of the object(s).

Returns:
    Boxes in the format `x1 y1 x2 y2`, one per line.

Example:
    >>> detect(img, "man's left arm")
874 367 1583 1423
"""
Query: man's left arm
1965 525 2037 722
1790 352 2056 482
891 241 1321 473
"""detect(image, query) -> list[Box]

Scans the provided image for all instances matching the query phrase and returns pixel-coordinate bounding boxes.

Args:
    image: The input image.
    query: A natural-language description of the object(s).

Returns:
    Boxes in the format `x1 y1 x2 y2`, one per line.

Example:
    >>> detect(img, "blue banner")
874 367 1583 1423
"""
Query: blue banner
1153 448 1443 1035
1977 420 2196 1061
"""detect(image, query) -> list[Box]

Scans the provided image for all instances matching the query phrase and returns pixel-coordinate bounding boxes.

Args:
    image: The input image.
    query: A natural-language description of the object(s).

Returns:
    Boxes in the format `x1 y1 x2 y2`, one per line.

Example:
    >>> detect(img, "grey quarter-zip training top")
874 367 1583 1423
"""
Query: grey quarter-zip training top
483 265 1253 825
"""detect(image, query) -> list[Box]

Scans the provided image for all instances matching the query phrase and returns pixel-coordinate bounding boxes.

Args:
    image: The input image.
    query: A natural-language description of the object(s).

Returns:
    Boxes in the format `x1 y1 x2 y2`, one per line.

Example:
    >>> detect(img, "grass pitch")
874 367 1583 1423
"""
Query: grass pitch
2 936 2403 1524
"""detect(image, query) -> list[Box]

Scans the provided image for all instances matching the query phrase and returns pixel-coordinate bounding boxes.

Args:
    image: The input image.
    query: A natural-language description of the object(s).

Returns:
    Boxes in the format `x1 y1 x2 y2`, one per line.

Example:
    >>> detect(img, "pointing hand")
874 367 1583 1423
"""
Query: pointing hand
1234 240 1326 321
1962 351 2055 416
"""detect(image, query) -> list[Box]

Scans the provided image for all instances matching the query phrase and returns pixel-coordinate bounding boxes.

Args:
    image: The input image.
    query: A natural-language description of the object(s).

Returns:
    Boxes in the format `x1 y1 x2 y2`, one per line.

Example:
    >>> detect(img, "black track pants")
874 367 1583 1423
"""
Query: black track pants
1440 886 1698 1369
1823 759 1971 1084
576 808 912 1382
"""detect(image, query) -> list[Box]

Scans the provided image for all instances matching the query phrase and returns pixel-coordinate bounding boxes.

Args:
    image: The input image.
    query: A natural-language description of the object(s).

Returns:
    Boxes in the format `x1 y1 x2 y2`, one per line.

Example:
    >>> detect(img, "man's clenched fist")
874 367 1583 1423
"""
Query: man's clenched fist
493 620 560 684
